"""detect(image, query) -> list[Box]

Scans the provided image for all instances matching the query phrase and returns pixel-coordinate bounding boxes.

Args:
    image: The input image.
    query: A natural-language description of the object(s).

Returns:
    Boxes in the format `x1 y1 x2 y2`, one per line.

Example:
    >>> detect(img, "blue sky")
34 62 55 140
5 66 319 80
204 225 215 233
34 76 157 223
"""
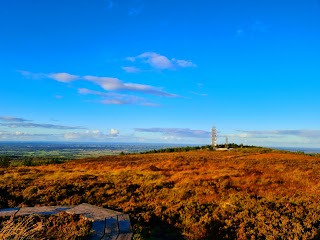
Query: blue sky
1 0 320 147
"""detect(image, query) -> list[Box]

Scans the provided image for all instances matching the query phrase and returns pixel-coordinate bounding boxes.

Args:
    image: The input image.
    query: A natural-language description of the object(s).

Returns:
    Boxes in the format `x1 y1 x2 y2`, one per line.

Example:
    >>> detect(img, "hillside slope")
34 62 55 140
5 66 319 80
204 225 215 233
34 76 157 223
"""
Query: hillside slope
0 149 320 239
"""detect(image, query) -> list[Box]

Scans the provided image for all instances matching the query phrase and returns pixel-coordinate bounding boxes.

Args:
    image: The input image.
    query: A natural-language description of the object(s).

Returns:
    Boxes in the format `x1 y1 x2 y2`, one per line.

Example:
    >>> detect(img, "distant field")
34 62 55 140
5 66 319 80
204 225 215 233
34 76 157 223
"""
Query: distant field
0 148 320 239
0 142 192 162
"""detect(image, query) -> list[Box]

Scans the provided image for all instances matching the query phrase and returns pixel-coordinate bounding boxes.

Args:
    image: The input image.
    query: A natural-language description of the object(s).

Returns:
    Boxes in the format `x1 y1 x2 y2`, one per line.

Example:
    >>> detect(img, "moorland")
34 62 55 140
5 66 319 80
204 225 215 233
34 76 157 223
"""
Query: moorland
0 147 320 239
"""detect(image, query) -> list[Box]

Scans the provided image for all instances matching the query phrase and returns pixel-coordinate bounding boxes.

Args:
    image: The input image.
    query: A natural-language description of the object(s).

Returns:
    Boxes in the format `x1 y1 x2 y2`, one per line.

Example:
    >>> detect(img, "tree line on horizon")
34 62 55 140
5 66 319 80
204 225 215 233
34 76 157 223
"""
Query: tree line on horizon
139 143 259 154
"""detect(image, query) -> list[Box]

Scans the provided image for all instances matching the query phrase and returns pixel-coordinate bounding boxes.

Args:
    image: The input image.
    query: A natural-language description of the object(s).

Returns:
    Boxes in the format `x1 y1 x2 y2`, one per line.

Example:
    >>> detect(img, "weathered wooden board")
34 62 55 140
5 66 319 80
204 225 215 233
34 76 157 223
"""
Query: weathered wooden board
89 220 106 240
117 214 132 233
105 216 119 235
0 203 133 240
15 206 73 216
101 234 119 240
0 208 19 217
67 203 121 220
116 233 133 240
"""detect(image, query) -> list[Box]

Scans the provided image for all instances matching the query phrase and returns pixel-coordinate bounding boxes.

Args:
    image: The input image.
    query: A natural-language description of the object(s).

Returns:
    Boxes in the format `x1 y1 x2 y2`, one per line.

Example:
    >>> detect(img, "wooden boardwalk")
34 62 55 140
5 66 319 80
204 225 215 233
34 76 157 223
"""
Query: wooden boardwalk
0 203 132 240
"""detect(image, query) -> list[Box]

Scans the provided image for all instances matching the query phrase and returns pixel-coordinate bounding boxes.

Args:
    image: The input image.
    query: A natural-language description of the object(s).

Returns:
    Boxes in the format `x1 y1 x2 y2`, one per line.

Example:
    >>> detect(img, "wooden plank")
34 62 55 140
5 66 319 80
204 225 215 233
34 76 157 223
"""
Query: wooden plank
15 206 73 216
0 204 133 240
88 220 106 240
67 204 123 240
67 203 121 221
0 208 19 217
117 214 132 233
105 216 119 236
116 233 133 240
101 233 118 240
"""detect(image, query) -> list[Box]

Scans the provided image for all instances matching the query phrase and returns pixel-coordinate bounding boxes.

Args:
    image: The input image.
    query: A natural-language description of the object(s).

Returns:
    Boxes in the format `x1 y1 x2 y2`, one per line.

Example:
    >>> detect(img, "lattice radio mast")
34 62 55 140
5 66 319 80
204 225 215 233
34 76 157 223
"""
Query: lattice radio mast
211 127 217 148
225 136 229 149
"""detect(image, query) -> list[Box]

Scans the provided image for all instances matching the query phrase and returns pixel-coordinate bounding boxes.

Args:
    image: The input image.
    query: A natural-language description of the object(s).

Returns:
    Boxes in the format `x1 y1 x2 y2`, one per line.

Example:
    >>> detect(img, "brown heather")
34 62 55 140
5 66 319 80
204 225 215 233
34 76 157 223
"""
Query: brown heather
0 212 92 239
0 148 320 239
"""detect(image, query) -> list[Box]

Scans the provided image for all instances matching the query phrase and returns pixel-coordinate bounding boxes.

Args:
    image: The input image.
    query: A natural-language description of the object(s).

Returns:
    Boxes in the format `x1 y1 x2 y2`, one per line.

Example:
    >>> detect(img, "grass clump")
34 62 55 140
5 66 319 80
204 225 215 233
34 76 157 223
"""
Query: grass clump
0 212 92 240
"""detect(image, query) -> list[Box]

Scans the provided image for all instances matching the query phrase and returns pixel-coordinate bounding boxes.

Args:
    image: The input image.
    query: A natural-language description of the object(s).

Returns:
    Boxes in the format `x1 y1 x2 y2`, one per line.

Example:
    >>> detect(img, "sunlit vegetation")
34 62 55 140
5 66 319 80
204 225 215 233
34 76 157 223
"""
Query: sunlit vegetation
139 143 257 154
0 212 92 239
0 148 320 239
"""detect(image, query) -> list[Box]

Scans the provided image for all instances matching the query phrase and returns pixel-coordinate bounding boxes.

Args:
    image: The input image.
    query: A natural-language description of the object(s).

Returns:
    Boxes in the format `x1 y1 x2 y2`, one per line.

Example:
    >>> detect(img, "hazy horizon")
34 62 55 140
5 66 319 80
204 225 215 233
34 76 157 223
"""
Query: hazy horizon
1 141 320 154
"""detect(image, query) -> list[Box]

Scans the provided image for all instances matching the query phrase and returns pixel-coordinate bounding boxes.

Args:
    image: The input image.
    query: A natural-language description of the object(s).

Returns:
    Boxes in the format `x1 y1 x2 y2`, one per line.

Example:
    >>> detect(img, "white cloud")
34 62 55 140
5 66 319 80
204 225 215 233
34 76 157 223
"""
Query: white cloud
122 66 141 73
134 128 211 138
64 129 120 140
126 57 136 62
102 99 128 105
79 88 160 106
78 88 103 95
0 116 30 122
237 130 320 139
21 71 177 97
190 91 208 97
83 76 123 90
0 131 62 141
18 70 45 79
0 116 85 130
0 122 85 130
81 76 177 97
127 52 197 70
173 59 197 68
15 131 25 136
19 70 78 82
48 73 79 82
110 128 119 137
138 52 173 69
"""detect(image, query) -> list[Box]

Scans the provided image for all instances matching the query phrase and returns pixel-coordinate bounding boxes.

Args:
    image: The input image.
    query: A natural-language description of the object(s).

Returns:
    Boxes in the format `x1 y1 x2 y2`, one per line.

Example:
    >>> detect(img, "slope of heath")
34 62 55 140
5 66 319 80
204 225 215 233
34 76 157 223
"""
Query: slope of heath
0 148 319 239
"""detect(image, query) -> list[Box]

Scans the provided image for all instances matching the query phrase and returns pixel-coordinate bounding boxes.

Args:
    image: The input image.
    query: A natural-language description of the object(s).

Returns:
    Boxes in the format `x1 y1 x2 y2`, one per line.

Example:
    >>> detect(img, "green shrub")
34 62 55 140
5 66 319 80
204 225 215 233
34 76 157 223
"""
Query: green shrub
23 158 33 166
0 156 10 168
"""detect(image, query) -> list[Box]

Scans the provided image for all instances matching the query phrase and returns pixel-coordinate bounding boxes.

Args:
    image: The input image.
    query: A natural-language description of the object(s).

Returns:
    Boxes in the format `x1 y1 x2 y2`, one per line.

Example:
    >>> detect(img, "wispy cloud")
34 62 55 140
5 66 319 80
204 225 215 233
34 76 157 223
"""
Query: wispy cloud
122 66 141 73
78 88 160 106
18 70 45 79
105 0 114 9
0 122 85 130
48 73 79 83
237 130 320 139
0 116 121 142
128 0 144 16
173 59 197 68
0 116 30 122
55 95 63 99
0 116 85 130
137 52 173 69
64 129 119 140
20 71 177 98
0 131 62 141
190 91 208 97
19 71 78 82
235 21 269 38
81 76 177 97
127 52 197 70
134 128 211 138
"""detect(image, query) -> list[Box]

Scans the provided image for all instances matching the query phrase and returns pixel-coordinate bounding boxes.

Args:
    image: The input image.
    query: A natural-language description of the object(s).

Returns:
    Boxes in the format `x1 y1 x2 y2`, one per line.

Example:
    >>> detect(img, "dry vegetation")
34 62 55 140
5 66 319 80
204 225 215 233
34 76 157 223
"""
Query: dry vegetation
0 148 320 239
0 212 92 239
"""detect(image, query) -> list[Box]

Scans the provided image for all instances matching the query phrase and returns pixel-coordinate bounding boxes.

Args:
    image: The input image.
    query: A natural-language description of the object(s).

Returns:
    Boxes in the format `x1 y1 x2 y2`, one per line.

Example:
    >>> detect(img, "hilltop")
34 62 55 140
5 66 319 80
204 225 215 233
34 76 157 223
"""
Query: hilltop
0 148 320 239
